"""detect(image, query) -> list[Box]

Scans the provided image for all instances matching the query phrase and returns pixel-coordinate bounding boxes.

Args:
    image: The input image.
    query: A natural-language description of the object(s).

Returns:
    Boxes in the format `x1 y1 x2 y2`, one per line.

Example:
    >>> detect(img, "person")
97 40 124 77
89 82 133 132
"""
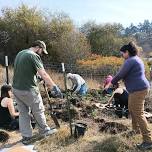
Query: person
0 84 19 130
12 40 62 145
106 41 152 150
101 75 113 96
67 73 88 95
106 82 128 109
106 82 129 118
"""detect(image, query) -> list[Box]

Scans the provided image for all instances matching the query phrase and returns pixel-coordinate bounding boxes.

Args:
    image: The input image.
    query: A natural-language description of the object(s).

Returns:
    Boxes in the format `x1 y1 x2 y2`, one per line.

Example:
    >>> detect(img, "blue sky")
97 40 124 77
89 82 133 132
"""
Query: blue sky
0 0 152 27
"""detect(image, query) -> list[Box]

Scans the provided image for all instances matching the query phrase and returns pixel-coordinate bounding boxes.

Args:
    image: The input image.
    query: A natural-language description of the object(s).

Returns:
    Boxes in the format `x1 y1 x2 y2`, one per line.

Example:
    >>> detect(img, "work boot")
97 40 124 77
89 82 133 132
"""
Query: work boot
137 142 152 150
21 129 58 145
21 136 33 145
41 128 57 137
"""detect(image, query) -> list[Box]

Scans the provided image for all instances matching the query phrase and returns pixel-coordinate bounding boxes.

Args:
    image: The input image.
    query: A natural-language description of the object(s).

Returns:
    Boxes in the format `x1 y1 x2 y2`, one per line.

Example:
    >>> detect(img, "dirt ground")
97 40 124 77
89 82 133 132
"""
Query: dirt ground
1 89 152 152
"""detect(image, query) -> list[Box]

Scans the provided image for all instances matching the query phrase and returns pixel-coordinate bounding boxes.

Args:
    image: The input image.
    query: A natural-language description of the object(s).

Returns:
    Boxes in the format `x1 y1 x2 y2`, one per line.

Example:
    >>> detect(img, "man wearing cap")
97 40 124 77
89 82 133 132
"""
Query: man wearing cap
12 40 62 144
67 73 88 95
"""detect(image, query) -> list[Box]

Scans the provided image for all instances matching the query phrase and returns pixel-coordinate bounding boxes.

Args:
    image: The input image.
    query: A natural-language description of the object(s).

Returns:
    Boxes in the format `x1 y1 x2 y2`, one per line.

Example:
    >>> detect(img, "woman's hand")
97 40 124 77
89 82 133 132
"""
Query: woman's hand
7 98 19 117
104 82 112 89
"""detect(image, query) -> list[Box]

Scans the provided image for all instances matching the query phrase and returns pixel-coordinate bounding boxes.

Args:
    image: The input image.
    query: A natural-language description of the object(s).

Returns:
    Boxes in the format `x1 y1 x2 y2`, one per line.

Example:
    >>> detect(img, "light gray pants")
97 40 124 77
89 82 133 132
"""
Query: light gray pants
13 88 50 137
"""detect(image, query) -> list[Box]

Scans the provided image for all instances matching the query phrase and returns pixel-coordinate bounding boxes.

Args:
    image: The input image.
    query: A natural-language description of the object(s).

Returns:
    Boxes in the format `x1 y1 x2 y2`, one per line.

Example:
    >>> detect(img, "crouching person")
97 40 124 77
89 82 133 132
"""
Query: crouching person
12 40 62 145
101 75 113 96
0 85 19 130
67 73 88 96
106 82 129 118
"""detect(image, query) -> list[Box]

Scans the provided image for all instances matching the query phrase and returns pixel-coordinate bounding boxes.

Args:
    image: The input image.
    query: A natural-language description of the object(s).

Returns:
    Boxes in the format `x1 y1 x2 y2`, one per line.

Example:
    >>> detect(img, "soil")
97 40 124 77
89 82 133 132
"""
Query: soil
98 119 128 134
1 89 152 151
0 130 10 143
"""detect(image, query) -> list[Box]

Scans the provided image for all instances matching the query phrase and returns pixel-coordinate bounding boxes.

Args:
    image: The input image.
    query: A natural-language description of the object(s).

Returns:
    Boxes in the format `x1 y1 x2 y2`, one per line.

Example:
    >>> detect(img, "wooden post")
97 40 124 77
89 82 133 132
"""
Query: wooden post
5 56 9 84
61 63 73 136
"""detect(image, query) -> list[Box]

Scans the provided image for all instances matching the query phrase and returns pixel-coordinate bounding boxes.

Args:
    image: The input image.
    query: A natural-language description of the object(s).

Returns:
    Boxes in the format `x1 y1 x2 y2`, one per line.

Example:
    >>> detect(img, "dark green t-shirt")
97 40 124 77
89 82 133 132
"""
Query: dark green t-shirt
13 49 44 90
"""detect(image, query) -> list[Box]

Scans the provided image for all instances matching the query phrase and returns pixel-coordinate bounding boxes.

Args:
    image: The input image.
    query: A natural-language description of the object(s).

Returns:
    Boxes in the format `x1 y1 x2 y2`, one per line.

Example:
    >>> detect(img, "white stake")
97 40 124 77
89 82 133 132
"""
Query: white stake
5 56 8 66
61 63 65 72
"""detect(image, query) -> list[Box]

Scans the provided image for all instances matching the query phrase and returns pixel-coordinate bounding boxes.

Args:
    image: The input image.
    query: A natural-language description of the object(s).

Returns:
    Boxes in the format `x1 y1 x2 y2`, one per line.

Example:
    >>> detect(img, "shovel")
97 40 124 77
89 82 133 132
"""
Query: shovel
43 83 60 128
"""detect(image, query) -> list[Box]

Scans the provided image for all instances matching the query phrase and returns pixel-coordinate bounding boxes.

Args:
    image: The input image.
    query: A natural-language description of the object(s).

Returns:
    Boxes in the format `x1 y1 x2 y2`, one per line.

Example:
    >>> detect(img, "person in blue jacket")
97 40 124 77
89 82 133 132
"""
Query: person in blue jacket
106 41 152 150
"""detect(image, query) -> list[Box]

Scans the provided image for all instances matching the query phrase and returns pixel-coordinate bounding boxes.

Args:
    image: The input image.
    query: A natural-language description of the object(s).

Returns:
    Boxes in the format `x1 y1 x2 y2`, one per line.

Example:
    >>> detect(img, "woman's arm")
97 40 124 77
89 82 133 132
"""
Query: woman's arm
104 82 112 89
112 59 133 85
107 93 115 105
106 88 123 105
7 98 19 118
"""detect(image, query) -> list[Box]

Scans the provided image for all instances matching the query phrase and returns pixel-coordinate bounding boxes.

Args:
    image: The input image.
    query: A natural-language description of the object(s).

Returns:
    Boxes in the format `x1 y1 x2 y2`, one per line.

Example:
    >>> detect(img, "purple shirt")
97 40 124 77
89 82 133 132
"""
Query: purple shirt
111 56 150 93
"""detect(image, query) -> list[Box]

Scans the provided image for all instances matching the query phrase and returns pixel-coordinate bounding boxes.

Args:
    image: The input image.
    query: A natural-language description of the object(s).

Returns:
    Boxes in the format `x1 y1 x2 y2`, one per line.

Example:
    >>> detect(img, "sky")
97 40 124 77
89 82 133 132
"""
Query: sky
0 0 152 27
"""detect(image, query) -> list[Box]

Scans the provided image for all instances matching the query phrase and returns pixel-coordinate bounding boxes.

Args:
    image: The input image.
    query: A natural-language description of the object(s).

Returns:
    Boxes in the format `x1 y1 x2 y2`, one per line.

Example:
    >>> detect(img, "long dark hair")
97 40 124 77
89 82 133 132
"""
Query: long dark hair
1 85 12 99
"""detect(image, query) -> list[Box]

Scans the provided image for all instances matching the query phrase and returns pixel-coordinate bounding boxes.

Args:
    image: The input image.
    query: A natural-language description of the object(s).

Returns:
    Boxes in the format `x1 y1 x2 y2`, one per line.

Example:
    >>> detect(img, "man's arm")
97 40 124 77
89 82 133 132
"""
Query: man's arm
37 69 55 89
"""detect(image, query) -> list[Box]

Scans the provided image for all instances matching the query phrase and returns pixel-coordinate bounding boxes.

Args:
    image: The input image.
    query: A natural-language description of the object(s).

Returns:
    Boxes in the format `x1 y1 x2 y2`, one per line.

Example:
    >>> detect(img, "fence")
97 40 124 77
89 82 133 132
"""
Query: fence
0 63 152 91
44 62 120 80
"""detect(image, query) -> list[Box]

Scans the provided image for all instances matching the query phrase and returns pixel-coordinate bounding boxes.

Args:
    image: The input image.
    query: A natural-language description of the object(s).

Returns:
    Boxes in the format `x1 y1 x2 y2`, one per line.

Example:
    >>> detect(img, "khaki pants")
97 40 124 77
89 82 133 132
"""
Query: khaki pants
13 88 50 137
128 89 152 142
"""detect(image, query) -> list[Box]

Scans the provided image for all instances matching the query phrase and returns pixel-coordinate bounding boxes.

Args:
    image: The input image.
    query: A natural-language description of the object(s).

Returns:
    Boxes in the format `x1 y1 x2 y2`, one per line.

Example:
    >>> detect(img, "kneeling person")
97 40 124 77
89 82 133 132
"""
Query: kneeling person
106 82 128 117
67 73 88 95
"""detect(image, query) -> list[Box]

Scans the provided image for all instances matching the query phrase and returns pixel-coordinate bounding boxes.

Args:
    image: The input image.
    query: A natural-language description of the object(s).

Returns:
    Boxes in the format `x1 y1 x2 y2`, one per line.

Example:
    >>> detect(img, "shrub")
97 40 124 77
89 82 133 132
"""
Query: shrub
77 54 150 79
77 55 123 76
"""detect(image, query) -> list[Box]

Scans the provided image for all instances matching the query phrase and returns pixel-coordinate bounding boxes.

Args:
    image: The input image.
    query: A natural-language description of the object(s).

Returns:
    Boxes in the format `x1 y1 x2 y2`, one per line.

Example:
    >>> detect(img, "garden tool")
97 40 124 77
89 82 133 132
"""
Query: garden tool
43 83 60 128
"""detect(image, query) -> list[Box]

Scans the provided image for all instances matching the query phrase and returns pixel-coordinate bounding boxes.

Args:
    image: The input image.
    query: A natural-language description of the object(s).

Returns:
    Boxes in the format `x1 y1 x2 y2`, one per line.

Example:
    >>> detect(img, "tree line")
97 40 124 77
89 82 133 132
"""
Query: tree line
0 4 151 65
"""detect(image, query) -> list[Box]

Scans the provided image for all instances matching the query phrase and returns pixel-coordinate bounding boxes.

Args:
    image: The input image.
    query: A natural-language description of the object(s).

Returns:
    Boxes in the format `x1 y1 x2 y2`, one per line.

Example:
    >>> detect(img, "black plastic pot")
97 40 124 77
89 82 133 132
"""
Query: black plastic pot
74 123 87 138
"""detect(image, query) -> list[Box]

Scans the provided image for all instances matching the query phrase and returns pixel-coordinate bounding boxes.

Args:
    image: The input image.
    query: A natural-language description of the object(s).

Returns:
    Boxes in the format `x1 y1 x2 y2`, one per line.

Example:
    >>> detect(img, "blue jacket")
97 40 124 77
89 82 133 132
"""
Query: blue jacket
111 56 149 93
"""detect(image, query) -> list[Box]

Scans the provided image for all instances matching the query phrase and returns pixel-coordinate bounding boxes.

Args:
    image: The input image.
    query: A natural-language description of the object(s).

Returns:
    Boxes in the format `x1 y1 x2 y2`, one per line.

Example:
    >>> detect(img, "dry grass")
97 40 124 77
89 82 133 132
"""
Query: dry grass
0 67 100 90
85 78 99 89
46 70 65 89
0 66 14 85
46 70 100 90
0 130 22 149
34 120 152 152
1 68 152 152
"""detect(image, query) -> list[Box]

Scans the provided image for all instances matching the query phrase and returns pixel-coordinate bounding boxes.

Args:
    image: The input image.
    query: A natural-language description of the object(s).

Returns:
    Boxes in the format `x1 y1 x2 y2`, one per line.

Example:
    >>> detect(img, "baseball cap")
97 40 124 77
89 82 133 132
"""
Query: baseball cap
34 40 48 55
67 73 73 79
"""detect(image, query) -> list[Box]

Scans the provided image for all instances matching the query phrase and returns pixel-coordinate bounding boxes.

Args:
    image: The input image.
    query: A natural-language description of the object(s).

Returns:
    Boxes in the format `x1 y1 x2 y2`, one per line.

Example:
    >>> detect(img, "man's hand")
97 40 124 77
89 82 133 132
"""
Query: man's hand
48 85 63 98
67 89 73 93
36 75 43 83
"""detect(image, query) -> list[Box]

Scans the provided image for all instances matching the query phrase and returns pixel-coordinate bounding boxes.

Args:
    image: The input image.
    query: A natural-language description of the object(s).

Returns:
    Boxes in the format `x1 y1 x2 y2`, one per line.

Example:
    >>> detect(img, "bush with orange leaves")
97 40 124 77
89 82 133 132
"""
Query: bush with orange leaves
77 54 150 79
78 55 123 67
77 54 123 76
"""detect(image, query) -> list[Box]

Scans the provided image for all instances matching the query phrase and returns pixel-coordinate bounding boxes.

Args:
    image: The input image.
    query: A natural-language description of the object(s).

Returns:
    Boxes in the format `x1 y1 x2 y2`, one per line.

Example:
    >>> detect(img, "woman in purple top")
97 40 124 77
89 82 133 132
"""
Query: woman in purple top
107 42 152 150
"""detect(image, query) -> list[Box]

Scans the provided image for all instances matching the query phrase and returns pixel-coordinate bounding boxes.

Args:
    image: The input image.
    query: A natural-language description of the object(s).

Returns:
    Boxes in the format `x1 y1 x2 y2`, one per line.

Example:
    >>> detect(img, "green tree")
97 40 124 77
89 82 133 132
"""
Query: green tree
81 22 132 56
51 31 91 64
0 4 91 64
0 4 45 61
